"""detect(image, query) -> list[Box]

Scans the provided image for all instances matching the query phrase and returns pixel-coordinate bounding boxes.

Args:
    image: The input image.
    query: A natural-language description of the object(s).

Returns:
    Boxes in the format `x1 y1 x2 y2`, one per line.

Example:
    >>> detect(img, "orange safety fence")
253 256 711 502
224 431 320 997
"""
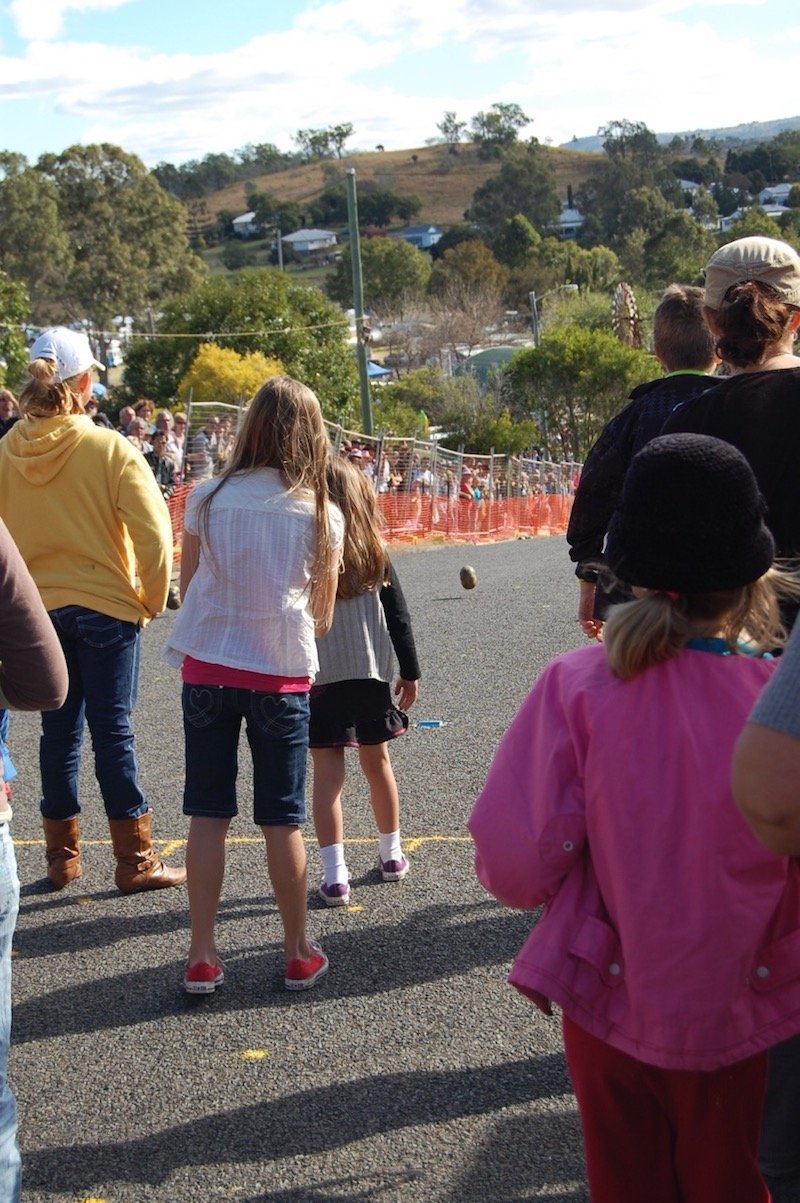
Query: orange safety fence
167 482 573 557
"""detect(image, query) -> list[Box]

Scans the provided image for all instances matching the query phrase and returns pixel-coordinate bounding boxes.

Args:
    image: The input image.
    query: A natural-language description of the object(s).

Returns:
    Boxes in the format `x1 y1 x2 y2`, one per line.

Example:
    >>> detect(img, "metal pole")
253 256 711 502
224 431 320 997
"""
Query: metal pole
276 225 283 271
345 168 374 436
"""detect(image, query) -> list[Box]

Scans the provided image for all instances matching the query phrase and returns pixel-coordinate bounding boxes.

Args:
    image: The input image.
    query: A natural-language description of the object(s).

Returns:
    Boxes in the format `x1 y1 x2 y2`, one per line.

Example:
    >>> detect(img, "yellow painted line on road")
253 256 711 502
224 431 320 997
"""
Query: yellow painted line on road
240 1048 270 1061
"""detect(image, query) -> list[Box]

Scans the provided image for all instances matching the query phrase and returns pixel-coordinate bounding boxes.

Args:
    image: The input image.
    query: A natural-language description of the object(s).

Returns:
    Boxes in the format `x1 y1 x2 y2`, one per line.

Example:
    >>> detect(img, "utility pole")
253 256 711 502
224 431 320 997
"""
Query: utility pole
345 168 373 436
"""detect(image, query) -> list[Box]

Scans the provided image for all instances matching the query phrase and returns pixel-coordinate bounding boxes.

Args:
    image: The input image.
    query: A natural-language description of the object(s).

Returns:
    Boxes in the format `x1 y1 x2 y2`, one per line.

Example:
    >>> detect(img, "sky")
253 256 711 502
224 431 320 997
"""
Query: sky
0 0 798 168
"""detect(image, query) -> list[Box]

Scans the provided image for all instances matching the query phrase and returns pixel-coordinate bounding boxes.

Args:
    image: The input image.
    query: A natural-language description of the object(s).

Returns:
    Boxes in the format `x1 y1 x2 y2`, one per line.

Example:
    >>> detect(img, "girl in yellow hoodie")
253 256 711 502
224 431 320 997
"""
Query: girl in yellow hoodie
0 327 185 894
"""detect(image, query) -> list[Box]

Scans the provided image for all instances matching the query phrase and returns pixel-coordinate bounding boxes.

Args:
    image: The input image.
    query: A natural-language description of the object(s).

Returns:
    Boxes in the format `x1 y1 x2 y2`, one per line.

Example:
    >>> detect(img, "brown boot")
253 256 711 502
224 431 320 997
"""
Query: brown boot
108 809 186 894
42 816 82 889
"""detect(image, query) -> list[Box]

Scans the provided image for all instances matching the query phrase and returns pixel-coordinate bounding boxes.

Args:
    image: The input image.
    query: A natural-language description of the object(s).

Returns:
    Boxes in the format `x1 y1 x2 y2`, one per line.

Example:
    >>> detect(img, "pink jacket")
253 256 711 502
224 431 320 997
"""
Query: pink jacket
469 643 800 1071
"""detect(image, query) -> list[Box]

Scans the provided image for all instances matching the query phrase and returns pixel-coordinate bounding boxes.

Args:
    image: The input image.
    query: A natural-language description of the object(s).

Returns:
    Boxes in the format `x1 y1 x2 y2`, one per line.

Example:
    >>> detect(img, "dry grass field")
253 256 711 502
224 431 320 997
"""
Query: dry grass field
201 141 601 228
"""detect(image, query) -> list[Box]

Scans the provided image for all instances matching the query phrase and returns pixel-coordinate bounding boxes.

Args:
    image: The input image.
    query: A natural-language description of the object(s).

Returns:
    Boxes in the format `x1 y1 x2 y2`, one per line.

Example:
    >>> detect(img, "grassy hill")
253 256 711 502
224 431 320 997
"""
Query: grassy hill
198 141 601 228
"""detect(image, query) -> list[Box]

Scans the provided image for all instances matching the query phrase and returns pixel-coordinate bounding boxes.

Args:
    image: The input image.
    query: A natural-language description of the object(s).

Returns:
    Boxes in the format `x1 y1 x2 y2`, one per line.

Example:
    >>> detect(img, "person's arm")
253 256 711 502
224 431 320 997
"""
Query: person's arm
0 519 68 712
116 452 173 618
179 531 201 600
468 658 587 910
732 621 800 855
380 562 421 678
310 554 341 637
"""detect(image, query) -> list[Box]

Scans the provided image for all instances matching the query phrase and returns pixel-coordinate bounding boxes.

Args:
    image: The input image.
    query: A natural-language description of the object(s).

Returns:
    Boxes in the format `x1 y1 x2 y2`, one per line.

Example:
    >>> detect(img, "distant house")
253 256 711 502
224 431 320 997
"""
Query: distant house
232 211 259 238
397 224 443 250
758 182 796 205
282 228 338 255
557 203 584 239
719 203 789 232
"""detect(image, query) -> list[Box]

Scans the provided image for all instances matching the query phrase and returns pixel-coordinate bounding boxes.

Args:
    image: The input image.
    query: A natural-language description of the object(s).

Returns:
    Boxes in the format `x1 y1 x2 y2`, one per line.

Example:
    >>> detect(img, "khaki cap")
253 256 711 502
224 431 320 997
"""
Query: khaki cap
704 236 800 309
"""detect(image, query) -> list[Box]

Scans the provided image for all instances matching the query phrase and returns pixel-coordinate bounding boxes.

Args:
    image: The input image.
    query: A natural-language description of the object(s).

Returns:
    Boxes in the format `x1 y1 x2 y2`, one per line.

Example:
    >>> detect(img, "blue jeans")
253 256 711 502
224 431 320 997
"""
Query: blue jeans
182 685 309 825
40 607 148 821
0 825 20 1202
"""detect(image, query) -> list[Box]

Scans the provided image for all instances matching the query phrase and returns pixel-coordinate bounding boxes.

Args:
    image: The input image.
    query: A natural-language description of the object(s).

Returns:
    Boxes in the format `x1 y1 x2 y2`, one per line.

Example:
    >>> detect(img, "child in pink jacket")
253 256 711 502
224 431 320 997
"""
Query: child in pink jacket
469 433 800 1203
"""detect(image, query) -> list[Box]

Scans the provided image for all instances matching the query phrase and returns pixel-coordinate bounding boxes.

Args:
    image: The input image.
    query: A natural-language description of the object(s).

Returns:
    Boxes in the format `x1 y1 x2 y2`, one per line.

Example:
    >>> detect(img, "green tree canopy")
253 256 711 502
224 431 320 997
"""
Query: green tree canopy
428 240 509 300
470 103 532 159
503 327 654 460
36 143 206 326
436 112 468 150
0 270 29 388
327 239 432 314
0 153 72 319
121 267 359 422
492 214 542 268
467 143 560 239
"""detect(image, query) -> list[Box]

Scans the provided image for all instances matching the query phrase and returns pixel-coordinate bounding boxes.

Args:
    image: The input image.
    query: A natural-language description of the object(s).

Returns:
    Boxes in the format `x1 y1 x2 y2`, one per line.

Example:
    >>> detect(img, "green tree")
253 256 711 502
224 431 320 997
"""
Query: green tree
639 211 716 288
467 143 560 239
690 186 720 226
600 120 662 165
492 214 542 268
0 153 73 319
327 239 431 313
36 143 205 327
249 190 302 235
503 326 653 460
308 186 349 227
576 120 680 246
470 103 531 159
436 112 467 151
221 241 259 270
121 268 358 421
787 185 800 209
430 223 482 261
328 123 355 158
0 270 29 387
617 186 674 239
429 240 508 300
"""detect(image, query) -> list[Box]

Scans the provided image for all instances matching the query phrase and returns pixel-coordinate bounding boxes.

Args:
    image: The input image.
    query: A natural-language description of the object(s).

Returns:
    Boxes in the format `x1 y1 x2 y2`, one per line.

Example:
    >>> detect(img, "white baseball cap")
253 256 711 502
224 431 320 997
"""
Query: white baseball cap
29 327 103 383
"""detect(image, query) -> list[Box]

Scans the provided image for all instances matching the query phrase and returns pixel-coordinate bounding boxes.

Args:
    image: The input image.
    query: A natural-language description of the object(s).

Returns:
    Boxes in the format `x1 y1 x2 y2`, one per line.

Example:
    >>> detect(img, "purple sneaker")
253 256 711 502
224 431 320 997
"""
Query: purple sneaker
378 855 409 882
318 879 350 907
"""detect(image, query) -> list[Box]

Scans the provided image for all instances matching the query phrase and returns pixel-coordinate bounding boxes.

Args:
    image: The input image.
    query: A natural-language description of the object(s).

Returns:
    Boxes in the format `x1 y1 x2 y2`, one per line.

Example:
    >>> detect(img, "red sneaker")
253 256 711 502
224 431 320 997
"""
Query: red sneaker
184 960 224 995
285 939 329 991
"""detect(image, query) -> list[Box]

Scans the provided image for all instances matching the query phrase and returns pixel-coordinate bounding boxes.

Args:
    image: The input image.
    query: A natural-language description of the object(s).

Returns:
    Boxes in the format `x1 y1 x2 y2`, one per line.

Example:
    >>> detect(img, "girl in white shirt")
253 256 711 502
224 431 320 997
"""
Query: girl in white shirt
165 377 343 993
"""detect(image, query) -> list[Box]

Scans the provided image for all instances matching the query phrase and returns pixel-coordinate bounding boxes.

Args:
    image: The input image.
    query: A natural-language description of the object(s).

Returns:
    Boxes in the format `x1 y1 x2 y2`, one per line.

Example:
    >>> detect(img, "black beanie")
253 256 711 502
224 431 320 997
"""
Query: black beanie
605 433 774 592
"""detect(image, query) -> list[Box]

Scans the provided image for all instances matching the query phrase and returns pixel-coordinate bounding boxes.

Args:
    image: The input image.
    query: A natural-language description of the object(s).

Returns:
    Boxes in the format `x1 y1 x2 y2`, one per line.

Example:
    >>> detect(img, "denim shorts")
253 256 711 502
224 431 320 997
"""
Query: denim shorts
182 684 309 826
309 679 408 748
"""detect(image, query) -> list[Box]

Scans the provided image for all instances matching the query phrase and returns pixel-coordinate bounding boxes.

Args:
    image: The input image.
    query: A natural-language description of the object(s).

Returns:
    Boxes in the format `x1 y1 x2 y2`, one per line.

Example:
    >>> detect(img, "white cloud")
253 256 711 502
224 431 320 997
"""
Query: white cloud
0 0 797 163
9 0 131 42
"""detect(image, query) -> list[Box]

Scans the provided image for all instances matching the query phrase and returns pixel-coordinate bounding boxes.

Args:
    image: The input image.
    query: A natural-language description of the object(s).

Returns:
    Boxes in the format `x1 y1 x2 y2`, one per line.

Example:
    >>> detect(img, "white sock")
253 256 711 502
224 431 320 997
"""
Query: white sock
378 831 403 864
320 843 348 885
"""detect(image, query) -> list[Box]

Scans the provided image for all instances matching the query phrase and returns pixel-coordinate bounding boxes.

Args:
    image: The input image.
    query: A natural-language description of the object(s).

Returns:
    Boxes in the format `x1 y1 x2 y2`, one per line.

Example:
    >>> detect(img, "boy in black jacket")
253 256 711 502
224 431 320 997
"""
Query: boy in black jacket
567 284 718 637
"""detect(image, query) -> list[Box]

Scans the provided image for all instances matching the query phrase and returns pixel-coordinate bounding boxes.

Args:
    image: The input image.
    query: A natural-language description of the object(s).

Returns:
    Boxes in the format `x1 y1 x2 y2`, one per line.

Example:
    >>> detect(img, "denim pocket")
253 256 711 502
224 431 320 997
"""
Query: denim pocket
75 611 135 650
250 692 309 739
183 685 225 729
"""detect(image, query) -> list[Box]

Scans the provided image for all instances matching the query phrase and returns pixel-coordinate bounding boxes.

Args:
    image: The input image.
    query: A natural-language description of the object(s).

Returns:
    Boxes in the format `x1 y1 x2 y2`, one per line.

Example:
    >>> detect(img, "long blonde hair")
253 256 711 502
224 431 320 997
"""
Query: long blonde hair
19 358 86 417
197 375 335 611
603 569 797 680
326 458 388 599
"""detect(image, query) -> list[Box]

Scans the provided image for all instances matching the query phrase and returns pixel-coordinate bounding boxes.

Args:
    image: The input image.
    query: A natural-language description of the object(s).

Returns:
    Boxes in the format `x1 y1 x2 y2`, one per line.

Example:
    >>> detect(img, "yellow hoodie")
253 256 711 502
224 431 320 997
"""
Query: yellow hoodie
0 415 172 623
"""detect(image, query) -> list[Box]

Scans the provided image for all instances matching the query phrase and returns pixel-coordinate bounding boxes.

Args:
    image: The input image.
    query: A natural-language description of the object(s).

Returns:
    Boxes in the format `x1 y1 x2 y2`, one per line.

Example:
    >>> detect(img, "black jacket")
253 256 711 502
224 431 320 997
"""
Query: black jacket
567 372 717 575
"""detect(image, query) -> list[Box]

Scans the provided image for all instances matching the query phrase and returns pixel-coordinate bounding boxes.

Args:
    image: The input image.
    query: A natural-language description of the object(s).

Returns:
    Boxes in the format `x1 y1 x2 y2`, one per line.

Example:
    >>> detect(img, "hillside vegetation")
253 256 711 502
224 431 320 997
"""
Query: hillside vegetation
200 142 601 227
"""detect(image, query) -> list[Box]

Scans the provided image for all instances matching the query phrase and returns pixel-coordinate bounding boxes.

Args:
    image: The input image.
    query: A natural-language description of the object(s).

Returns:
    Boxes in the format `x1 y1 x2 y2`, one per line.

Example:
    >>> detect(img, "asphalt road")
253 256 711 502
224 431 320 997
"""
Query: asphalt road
8 536 800 1203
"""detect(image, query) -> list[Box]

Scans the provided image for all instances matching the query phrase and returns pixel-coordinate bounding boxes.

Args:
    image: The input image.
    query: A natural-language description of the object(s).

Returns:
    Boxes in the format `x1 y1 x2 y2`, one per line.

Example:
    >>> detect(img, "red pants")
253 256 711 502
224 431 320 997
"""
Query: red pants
562 1014 770 1203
